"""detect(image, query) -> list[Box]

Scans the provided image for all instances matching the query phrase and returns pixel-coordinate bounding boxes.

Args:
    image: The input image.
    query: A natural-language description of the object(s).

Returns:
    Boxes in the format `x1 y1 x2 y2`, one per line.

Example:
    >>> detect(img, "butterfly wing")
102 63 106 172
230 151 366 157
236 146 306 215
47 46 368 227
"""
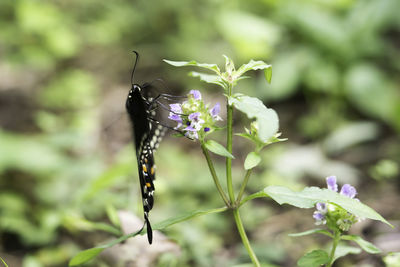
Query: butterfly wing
126 80 169 244
126 85 157 244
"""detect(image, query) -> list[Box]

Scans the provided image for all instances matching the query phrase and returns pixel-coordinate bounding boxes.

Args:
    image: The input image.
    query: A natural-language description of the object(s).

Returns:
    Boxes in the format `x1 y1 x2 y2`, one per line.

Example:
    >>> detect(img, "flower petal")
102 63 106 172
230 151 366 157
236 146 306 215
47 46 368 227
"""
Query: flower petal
189 90 201 100
168 114 182 123
340 184 357 198
169 103 182 113
326 176 338 192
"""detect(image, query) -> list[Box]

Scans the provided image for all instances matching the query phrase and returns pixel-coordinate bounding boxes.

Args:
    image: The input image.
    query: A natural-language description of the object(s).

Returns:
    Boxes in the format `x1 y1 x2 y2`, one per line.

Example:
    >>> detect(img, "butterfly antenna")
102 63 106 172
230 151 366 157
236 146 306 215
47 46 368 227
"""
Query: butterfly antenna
131 51 139 85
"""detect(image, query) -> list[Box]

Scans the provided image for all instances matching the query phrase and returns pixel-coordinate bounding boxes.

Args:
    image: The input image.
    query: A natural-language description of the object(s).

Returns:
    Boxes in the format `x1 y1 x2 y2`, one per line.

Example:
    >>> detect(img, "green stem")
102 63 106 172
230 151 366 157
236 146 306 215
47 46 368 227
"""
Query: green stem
236 169 253 205
225 83 260 266
233 209 260 267
201 143 230 207
226 85 235 204
327 231 341 267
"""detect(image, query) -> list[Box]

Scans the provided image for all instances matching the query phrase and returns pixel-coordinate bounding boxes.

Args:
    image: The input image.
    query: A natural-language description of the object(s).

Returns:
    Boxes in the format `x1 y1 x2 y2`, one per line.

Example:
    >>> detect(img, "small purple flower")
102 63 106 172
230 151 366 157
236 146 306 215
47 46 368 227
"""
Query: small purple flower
170 103 182 113
204 127 210 132
184 125 197 132
340 184 357 199
188 112 201 121
210 103 222 121
169 103 183 126
188 112 205 130
313 211 326 225
168 114 182 123
189 90 201 100
316 203 327 213
184 125 199 139
326 176 338 192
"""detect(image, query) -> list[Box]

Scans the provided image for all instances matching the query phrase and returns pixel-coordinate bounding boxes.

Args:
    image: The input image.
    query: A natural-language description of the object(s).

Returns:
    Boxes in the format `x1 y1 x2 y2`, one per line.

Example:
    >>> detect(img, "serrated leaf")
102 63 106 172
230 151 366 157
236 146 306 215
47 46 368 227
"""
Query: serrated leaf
264 186 392 227
244 152 261 170
204 140 234 159
341 235 381 254
289 229 333 238
153 207 228 230
163 59 220 74
189 71 225 87
229 95 279 143
297 250 329 267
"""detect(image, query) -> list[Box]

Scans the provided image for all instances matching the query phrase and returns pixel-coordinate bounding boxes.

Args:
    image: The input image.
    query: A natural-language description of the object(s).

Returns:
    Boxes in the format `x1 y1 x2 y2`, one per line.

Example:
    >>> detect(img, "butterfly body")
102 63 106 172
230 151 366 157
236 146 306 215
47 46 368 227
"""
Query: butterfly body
126 54 164 244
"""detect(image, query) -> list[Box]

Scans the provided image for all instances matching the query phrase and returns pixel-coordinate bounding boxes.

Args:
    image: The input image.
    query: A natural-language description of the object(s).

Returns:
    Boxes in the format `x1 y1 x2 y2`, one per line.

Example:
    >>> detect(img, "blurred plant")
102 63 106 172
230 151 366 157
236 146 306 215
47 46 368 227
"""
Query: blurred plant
0 257 8 267
265 176 392 267
384 252 400 267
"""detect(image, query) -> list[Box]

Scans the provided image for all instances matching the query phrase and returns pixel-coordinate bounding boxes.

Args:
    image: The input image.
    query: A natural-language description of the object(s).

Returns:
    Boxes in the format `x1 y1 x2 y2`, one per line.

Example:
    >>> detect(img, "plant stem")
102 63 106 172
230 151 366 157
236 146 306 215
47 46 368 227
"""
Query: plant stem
236 169 253 205
226 84 235 204
233 209 261 267
327 231 341 267
201 143 230 207
225 84 260 266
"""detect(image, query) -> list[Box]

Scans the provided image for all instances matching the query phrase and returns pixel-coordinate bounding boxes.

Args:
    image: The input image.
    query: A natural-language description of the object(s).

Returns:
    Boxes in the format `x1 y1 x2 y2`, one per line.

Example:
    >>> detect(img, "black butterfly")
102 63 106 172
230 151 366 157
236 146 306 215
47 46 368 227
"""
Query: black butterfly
125 51 167 244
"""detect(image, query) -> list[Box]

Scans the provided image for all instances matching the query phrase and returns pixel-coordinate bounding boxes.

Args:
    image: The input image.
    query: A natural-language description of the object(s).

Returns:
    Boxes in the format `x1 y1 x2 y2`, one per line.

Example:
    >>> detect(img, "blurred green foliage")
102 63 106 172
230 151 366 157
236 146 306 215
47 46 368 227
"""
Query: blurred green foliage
0 0 399 266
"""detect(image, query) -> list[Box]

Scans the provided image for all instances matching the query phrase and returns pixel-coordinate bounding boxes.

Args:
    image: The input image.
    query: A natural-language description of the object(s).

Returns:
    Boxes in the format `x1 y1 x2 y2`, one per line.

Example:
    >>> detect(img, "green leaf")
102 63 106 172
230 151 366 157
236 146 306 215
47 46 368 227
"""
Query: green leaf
341 235 381 254
236 59 272 78
333 244 362 262
223 55 235 74
204 140 234 159
229 95 279 142
105 203 121 228
297 250 329 267
163 59 220 74
69 247 104 266
153 207 228 230
289 229 333 238
189 71 225 87
264 67 272 84
244 152 261 170
264 186 392 227
69 229 143 266
383 252 400 266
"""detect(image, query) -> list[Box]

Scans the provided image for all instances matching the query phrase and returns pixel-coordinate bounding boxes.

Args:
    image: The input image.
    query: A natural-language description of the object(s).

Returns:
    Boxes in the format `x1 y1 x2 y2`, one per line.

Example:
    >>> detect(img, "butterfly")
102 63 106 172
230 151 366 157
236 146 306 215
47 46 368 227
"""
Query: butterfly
125 51 167 244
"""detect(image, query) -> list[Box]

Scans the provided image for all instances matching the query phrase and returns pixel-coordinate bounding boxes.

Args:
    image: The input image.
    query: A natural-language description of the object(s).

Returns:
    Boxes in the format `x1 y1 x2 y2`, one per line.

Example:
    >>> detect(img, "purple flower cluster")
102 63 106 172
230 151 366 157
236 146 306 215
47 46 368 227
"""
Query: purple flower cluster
313 176 358 227
168 90 222 140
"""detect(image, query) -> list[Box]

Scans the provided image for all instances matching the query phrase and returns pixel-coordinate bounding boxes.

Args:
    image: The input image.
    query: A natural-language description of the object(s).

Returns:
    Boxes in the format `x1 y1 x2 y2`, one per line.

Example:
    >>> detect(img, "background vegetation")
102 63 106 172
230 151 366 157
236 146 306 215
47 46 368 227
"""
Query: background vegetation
0 0 399 266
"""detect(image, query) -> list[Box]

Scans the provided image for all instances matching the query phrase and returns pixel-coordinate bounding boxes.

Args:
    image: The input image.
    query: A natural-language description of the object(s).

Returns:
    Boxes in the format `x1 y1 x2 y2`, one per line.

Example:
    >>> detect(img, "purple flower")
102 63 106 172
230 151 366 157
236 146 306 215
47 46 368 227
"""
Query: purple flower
184 125 197 132
210 103 222 121
313 175 361 227
204 127 210 132
168 114 182 122
168 103 183 126
313 211 326 225
188 112 201 121
316 203 327 213
326 176 338 192
188 112 205 130
340 184 357 199
184 125 198 139
170 103 182 113
189 90 201 100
